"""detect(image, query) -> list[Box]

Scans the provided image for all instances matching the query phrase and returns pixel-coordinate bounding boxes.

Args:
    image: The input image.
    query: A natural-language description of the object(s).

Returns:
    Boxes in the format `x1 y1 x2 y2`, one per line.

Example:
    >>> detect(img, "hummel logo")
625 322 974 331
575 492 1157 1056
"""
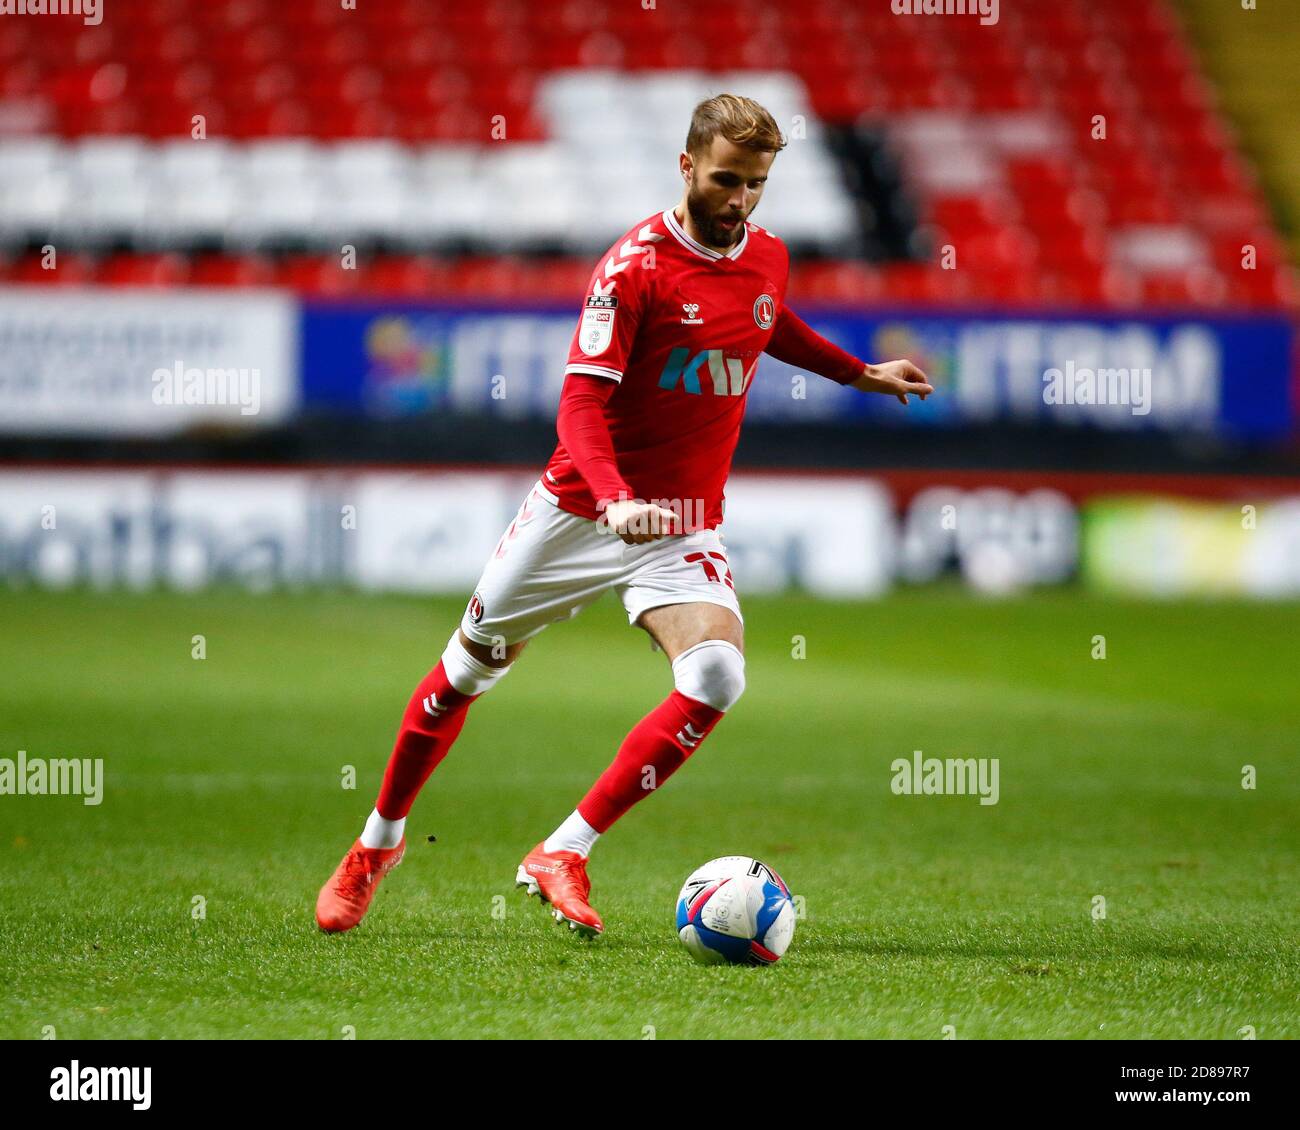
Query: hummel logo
681 302 703 325
676 722 705 749
422 693 447 717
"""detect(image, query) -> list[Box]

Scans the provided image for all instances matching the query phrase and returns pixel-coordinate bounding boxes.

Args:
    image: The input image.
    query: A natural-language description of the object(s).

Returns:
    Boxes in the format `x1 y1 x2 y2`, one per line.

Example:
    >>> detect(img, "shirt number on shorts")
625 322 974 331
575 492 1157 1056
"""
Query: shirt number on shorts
683 550 734 590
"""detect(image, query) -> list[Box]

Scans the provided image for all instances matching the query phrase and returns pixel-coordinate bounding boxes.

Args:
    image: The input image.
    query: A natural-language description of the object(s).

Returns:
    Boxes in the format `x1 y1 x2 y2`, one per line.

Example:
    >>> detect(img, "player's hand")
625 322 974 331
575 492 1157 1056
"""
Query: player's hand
600 499 681 544
852 359 934 405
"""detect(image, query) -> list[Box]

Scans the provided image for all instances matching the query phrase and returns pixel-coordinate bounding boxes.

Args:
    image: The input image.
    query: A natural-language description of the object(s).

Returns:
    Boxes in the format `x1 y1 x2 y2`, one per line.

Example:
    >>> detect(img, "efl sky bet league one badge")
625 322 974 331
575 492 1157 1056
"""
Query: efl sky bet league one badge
579 293 618 356
753 293 775 330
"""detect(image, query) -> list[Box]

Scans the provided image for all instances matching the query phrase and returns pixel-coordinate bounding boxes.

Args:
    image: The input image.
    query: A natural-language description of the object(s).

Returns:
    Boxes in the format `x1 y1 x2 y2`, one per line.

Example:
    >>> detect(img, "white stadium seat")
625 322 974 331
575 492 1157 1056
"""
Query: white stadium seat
0 72 854 252
0 170 74 240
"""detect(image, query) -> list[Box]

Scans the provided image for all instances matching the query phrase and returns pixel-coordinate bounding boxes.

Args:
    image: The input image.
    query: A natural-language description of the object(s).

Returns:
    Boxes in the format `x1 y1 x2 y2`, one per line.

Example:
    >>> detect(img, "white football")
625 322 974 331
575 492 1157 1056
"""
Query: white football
675 855 796 966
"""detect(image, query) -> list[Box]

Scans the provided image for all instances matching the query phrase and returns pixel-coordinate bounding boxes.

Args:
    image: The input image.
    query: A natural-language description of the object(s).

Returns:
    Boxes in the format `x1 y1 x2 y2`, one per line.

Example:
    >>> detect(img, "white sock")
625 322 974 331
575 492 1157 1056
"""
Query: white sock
360 807 405 850
543 810 601 857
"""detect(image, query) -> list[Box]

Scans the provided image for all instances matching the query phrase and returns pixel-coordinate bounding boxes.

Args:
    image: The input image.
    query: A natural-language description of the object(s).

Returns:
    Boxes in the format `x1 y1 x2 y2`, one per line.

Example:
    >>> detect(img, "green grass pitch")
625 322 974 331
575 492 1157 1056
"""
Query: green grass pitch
1 587 1296 1039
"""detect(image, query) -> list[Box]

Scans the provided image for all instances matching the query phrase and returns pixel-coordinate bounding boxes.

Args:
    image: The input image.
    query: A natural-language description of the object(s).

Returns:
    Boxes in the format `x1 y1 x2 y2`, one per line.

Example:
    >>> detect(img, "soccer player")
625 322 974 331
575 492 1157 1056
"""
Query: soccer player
316 93 932 936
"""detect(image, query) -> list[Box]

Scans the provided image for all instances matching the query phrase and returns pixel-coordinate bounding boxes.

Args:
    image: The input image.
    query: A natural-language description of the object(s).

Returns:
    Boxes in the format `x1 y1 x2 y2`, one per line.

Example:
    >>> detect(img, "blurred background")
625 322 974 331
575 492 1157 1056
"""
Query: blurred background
1 0 1298 600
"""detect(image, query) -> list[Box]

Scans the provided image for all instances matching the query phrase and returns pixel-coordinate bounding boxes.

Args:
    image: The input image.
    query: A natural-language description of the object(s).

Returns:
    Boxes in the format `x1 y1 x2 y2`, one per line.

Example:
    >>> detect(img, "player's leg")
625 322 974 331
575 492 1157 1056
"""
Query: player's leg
637 599 745 658
314 628 528 933
521 530 745 936
364 629 527 849
543 601 744 852
317 485 611 933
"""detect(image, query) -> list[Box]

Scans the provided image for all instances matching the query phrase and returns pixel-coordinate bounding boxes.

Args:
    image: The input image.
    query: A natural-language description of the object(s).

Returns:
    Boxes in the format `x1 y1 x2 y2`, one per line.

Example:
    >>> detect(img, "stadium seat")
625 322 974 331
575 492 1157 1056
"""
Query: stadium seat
189 252 277 287
98 252 191 287
0 0 1289 309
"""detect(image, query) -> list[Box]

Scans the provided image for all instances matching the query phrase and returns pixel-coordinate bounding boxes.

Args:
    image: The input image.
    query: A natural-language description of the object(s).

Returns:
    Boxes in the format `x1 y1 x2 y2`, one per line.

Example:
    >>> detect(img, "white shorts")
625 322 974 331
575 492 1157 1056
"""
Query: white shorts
459 481 744 646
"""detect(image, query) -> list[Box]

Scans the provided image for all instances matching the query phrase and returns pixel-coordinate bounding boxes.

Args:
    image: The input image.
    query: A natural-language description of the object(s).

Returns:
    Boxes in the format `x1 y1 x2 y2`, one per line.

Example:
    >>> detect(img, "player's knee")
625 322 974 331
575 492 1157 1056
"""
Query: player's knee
457 628 525 666
442 632 514 697
671 640 745 712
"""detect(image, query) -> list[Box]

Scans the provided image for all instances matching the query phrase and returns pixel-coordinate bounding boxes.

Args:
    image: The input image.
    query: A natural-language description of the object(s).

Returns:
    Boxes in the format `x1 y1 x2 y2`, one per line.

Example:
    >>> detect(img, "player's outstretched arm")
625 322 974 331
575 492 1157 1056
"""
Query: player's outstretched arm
849 360 934 405
764 307 933 404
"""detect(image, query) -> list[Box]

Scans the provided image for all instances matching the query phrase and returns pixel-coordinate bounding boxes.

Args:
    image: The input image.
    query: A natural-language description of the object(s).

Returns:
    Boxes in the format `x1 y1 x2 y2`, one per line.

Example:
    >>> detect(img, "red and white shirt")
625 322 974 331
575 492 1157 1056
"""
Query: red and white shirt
540 207 863 529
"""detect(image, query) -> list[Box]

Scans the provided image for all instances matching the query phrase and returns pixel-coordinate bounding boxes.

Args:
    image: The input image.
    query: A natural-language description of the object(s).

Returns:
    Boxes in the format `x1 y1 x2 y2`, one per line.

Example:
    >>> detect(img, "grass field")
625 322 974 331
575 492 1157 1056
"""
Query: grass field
1 586 1297 1040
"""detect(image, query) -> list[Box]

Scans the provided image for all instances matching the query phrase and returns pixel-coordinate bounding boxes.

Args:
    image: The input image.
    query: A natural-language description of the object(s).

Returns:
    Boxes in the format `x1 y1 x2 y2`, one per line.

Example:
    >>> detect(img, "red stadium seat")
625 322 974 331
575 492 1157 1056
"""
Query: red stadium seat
362 256 450 298
189 254 277 288
4 251 98 285
98 253 191 287
276 255 362 296
0 0 1286 312
228 101 312 140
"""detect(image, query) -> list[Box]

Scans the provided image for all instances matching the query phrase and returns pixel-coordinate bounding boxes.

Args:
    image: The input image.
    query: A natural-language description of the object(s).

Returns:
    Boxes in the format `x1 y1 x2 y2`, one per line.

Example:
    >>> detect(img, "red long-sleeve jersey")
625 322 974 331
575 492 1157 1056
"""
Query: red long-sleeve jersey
541 207 865 529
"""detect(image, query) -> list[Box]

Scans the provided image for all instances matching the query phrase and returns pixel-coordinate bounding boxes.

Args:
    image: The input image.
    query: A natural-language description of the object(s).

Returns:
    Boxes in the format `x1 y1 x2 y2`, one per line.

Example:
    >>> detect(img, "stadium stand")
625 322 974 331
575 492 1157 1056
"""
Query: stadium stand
0 0 1293 309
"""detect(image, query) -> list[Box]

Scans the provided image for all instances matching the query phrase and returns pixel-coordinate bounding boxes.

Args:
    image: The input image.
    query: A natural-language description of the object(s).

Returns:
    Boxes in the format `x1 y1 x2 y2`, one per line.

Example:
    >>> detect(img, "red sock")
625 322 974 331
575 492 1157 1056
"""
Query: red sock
375 662 477 819
577 690 724 833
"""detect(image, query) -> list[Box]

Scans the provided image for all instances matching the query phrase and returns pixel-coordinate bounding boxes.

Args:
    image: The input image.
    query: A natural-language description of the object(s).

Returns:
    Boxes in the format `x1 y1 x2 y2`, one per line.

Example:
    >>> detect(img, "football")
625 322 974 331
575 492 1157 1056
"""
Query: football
675 856 797 965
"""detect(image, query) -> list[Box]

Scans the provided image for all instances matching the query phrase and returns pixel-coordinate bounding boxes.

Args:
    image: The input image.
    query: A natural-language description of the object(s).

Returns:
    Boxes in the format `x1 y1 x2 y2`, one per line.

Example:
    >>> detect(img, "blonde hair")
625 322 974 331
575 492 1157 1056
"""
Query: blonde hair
685 93 787 158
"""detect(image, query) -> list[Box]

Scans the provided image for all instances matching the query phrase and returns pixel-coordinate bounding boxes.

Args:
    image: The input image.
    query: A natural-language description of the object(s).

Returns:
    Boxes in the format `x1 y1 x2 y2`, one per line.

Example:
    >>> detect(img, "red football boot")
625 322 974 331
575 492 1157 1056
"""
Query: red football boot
515 842 604 936
316 837 405 933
